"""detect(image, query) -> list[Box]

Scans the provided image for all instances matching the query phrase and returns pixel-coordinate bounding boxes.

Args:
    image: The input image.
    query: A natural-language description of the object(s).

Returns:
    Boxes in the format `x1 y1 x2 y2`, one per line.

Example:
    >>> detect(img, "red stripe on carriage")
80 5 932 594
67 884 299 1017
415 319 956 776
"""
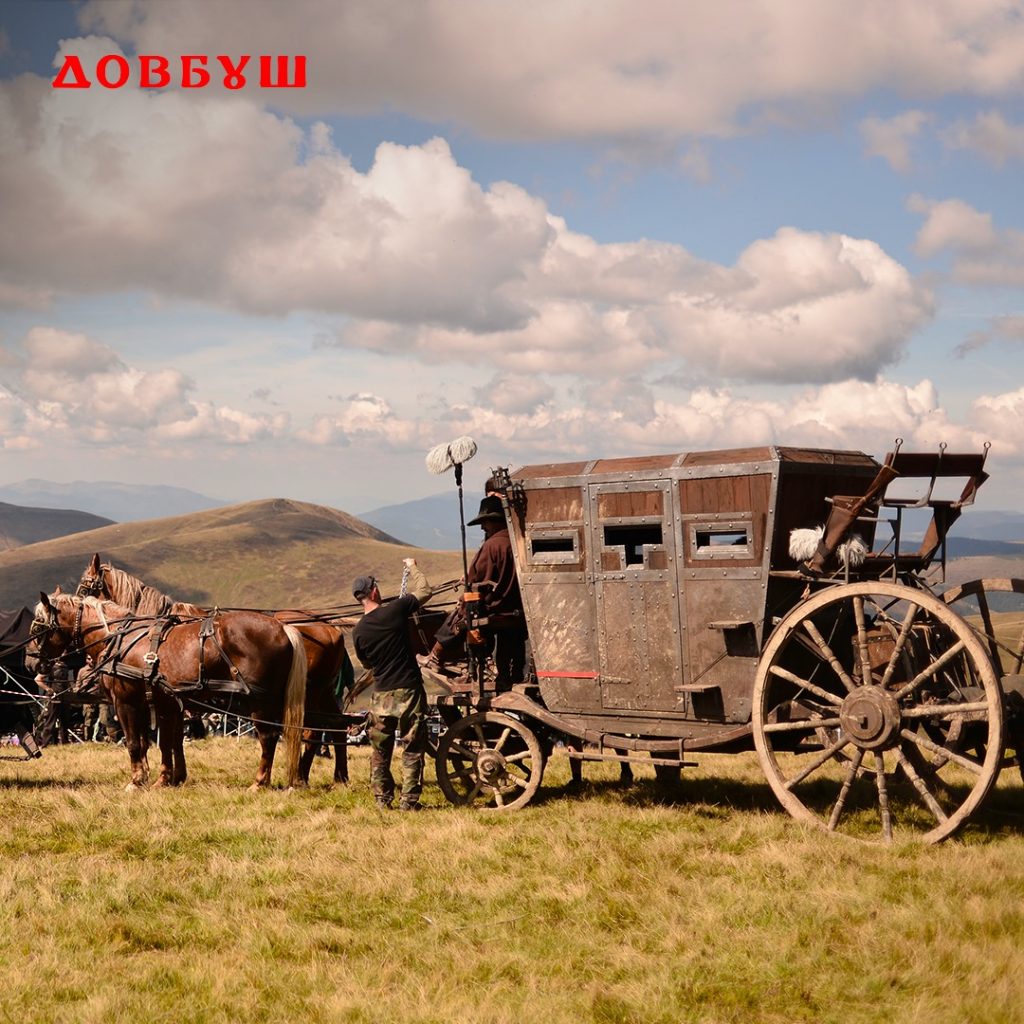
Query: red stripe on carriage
536 670 598 678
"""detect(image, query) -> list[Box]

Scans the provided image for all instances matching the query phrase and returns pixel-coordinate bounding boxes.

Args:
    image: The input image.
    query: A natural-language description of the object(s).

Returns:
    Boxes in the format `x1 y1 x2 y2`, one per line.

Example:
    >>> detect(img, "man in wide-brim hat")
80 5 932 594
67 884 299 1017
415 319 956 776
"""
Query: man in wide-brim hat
422 494 526 688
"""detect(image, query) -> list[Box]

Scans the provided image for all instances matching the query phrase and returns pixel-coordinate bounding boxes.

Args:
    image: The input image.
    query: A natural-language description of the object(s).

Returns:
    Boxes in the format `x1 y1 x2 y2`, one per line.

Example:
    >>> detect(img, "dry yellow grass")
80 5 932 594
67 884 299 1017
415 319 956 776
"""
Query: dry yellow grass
2 739 1024 1024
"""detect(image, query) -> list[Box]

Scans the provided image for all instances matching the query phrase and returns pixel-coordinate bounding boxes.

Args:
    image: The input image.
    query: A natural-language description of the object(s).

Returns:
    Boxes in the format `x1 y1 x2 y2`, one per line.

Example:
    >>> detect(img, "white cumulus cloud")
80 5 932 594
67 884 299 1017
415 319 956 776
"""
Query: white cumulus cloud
77 0 1024 141
860 111 933 172
2 326 288 446
910 195 1024 286
942 110 1024 166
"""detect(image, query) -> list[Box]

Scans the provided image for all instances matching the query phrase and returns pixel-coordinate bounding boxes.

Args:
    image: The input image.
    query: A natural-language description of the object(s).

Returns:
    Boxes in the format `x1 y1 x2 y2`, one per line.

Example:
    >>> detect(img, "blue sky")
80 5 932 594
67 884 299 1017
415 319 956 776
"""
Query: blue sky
1 0 1023 513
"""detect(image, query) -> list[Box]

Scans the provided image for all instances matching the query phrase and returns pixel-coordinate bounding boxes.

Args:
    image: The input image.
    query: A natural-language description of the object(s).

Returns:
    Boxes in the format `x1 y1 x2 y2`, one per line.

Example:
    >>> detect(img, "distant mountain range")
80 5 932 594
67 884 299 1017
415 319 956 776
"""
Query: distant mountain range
952 510 1024 542
5 478 1021 550
0 479 224 523
0 498 464 611
360 490 473 551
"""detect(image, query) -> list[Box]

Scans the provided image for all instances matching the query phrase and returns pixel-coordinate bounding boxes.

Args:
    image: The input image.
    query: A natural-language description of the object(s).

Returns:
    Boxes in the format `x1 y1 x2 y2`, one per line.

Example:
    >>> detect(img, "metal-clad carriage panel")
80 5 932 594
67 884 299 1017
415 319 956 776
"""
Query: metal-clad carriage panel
679 473 771 569
588 479 684 714
597 578 682 712
523 578 601 713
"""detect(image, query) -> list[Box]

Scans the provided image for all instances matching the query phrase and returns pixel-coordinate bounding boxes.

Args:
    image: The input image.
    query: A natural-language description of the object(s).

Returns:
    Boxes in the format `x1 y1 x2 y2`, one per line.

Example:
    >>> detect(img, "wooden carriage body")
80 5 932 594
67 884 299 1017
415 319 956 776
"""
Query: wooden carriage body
503 446 881 749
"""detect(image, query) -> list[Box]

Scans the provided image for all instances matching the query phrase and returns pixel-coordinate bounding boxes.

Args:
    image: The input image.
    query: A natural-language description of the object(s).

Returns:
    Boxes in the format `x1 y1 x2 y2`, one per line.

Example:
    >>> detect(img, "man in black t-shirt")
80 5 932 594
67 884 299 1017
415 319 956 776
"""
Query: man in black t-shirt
351 559 432 810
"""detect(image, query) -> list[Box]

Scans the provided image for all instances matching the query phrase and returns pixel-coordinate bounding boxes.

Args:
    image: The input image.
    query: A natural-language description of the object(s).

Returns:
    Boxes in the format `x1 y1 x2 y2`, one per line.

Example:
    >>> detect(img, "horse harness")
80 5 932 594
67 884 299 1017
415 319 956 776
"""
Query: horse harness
84 612 253 702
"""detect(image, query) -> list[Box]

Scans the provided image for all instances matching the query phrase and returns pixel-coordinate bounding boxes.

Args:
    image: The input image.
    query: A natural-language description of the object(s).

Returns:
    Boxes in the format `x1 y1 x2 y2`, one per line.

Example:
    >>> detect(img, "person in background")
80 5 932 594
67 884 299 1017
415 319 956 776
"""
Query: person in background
34 657 78 747
351 559 433 811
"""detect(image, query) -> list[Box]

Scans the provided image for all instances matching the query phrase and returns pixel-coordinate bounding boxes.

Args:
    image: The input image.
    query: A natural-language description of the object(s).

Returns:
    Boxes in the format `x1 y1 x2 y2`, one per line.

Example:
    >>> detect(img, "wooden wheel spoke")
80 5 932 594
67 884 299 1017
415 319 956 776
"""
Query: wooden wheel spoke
900 728 985 775
784 734 851 790
853 596 874 685
768 665 843 706
448 741 476 760
901 701 989 721
503 772 528 790
494 787 506 808
873 752 893 842
893 641 966 700
465 780 484 803
762 715 843 734
1013 620 1024 674
828 747 864 831
801 620 856 692
879 602 919 689
472 723 485 745
895 749 948 824
493 727 512 753
975 589 1000 666
503 749 533 764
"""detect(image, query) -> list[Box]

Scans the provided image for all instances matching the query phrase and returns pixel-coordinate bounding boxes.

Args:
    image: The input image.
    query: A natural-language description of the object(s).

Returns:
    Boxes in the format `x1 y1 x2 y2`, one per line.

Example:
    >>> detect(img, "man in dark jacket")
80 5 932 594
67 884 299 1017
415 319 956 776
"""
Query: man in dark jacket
351 559 432 810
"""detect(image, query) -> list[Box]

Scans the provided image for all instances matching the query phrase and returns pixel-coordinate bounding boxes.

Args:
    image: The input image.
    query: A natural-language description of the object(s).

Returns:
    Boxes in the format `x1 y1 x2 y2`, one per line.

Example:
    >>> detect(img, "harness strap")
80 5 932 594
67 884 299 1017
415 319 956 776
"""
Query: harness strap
197 612 249 693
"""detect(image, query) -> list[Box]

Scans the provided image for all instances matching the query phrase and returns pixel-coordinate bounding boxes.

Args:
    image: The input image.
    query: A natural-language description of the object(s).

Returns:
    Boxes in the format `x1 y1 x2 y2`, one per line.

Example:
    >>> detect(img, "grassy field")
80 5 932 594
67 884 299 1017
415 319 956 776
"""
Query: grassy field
2 740 1024 1024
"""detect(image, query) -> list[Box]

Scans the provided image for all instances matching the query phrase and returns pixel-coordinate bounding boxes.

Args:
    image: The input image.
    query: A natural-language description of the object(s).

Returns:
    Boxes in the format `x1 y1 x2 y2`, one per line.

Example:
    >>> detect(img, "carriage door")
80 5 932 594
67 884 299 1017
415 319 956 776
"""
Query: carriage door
587 480 684 712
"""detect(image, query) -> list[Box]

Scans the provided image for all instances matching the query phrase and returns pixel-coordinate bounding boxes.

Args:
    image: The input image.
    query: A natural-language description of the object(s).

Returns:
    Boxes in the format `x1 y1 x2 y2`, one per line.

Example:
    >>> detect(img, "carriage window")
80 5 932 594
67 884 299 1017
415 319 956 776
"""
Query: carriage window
696 530 748 548
528 529 580 565
603 524 663 566
689 521 753 559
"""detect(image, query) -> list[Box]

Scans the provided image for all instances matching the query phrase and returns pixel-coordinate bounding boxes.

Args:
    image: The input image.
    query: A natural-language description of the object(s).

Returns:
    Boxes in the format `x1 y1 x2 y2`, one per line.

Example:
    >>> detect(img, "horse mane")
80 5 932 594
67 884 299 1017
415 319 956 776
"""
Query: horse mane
102 564 205 618
36 592 132 627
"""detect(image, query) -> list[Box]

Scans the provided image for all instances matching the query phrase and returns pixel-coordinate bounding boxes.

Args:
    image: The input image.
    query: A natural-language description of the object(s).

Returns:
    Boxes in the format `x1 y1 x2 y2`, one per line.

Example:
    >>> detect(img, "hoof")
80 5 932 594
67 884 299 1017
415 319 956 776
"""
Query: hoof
124 781 146 792
248 782 265 792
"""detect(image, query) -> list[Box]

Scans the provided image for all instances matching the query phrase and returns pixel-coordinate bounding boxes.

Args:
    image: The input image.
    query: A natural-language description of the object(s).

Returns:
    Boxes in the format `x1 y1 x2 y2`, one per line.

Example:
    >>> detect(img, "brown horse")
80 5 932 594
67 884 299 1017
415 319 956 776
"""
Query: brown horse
27 592 307 790
77 555 355 785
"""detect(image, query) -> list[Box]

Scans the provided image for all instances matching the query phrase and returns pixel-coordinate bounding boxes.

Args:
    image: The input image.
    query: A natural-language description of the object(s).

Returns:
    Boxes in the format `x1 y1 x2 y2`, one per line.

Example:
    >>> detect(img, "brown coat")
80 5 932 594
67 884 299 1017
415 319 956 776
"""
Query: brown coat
467 528 521 614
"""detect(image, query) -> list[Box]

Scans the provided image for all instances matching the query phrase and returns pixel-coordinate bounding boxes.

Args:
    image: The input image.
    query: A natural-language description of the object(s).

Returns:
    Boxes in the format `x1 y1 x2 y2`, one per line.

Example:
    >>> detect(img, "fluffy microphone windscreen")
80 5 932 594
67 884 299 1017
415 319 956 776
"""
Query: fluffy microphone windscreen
426 442 453 475
448 435 478 464
425 435 478 475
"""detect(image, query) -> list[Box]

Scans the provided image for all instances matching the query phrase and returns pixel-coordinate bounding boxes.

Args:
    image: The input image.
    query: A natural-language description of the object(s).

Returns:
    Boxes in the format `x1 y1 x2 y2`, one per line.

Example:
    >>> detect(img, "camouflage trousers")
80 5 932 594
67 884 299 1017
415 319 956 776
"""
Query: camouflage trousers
369 686 428 808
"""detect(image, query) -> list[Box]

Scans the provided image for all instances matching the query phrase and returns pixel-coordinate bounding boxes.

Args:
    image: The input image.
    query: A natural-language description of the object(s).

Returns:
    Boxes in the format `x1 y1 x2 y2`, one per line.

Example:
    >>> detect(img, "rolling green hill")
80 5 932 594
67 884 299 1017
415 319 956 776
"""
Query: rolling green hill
0 498 465 611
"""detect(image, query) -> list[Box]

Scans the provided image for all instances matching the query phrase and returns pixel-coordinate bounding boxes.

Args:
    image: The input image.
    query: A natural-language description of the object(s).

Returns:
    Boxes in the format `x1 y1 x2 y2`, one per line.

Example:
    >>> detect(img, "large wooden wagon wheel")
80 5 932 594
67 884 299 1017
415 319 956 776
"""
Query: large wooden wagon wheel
943 577 1024 783
753 582 1004 843
435 711 544 810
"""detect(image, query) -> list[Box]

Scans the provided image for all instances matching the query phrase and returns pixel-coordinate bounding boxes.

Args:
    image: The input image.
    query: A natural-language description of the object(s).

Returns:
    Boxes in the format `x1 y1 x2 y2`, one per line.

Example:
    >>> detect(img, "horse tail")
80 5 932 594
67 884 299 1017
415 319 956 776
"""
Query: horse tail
281 624 308 788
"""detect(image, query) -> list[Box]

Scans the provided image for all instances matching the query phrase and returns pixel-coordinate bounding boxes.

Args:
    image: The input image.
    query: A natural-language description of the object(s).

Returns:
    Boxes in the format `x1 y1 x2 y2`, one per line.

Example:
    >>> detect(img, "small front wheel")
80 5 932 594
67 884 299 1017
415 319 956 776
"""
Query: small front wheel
435 711 543 810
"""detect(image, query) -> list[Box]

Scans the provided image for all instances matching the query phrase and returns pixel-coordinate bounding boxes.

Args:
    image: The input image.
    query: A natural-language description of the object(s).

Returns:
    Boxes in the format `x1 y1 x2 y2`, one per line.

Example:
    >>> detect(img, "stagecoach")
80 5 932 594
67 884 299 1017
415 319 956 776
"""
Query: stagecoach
428 441 1024 843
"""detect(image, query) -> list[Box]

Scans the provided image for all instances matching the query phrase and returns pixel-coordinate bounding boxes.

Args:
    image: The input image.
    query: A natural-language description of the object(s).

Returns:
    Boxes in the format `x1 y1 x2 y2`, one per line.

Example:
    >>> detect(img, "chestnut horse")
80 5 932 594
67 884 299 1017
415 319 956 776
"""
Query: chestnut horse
77 555 355 785
28 592 307 790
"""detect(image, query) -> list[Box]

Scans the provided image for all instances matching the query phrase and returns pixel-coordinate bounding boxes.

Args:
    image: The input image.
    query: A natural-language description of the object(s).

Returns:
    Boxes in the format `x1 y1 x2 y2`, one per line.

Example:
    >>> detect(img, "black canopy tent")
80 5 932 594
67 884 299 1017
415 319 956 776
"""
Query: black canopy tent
0 607 44 747
0 607 33 677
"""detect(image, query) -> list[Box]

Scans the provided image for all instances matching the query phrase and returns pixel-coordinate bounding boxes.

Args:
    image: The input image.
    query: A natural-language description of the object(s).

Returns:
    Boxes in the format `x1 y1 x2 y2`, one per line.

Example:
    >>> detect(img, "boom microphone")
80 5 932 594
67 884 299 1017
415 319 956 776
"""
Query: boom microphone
425 435 478 582
426 435 478 475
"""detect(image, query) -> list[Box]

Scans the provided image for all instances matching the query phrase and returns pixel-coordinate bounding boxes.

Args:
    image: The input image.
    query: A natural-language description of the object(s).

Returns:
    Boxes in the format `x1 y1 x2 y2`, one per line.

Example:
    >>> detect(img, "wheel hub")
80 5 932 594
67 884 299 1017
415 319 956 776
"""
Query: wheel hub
840 687 902 750
476 749 506 784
